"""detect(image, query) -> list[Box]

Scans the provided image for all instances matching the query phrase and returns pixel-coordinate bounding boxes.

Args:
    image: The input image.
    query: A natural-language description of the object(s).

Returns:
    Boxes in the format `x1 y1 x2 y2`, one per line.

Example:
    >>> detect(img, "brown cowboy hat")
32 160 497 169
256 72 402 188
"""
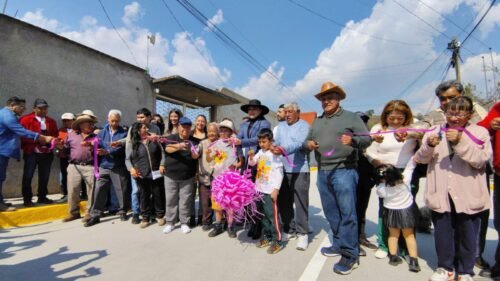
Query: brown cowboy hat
240 99 269 115
71 114 97 130
315 81 346 100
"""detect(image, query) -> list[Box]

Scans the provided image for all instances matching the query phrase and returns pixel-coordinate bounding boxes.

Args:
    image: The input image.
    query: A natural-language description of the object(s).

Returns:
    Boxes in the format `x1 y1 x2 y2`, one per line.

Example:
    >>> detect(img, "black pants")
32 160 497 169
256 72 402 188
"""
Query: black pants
258 193 283 243
356 170 374 237
432 199 480 276
278 172 310 235
494 174 500 265
90 167 129 218
22 153 54 202
136 177 165 220
60 157 69 196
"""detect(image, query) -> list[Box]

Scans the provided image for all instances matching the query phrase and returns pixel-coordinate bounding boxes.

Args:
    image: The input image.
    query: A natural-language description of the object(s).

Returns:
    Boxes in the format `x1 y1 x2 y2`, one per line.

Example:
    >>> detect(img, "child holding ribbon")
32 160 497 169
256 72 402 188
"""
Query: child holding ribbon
248 128 285 254
207 119 243 238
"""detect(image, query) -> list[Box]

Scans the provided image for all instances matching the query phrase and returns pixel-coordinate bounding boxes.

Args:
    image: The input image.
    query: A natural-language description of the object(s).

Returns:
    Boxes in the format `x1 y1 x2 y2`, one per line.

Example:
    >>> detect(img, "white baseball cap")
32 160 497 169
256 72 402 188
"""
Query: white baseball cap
61 113 75 120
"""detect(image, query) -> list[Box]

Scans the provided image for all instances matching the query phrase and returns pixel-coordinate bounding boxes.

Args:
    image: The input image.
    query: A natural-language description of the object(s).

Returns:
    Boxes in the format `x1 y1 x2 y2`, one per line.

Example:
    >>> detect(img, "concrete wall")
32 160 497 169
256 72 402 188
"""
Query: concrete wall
0 15 154 198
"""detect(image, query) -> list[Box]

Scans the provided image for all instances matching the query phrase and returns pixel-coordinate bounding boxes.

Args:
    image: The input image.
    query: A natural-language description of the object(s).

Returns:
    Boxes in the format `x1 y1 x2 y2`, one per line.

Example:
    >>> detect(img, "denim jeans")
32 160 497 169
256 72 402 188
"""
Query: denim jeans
317 168 359 260
0 155 9 203
22 153 54 202
131 175 140 215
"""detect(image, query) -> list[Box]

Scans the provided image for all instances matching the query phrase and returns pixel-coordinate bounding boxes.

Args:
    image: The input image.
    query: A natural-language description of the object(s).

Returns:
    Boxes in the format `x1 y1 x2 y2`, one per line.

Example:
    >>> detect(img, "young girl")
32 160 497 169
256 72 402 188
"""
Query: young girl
207 119 243 238
375 163 420 272
248 128 285 254
197 122 219 231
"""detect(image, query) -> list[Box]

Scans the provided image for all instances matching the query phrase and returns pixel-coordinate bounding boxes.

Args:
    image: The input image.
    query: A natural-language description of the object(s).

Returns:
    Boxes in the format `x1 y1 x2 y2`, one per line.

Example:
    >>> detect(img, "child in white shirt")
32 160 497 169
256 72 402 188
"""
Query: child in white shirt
248 128 284 254
376 163 420 272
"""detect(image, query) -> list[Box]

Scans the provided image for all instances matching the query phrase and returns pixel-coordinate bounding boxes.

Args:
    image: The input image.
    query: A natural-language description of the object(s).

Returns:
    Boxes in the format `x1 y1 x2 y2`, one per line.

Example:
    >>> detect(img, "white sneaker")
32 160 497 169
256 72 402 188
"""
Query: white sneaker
296 234 308 251
181 224 191 234
374 248 388 259
457 274 474 281
429 268 455 281
162 224 174 234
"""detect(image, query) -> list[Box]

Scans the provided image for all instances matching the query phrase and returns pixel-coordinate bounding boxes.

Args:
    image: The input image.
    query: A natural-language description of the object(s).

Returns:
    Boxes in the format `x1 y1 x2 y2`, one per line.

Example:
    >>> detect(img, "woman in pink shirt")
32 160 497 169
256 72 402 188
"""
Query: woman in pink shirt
414 96 491 281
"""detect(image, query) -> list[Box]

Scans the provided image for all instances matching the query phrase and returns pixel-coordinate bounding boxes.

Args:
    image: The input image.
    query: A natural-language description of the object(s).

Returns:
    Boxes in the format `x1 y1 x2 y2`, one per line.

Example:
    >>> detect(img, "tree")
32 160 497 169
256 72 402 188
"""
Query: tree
365 109 375 116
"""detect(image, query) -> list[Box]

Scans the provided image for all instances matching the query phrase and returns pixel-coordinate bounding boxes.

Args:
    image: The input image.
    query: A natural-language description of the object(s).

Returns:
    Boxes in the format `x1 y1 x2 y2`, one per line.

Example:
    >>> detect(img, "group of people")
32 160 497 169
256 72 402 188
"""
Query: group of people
0 79 499 280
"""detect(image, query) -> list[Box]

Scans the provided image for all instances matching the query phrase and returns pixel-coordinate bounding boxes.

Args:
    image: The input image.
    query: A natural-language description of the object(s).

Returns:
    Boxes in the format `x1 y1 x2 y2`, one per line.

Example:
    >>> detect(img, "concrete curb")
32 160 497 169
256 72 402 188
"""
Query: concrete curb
0 201 87 229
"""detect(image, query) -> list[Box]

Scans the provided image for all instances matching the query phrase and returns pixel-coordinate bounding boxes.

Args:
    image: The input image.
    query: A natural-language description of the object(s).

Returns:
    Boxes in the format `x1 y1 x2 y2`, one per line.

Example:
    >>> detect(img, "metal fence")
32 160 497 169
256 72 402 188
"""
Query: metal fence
156 99 211 122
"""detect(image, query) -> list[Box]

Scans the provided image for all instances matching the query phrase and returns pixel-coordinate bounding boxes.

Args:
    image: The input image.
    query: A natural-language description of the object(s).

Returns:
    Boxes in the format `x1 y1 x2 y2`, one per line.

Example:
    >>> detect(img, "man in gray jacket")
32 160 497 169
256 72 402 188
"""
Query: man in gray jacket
304 81 371 275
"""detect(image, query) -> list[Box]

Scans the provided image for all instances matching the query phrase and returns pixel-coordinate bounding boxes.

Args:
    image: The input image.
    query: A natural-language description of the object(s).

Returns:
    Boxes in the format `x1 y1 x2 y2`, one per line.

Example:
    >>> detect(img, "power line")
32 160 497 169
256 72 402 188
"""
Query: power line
286 0 425 46
394 49 449 99
97 0 139 66
175 0 317 111
390 0 476 55
206 0 270 64
461 0 497 46
415 0 490 50
159 0 227 87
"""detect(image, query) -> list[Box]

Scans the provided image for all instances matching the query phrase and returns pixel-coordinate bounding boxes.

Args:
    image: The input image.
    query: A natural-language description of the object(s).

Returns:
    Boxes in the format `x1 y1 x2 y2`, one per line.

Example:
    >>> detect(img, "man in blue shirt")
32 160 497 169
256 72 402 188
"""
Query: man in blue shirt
274 102 311 251
85 110 129 226
0 96 53 211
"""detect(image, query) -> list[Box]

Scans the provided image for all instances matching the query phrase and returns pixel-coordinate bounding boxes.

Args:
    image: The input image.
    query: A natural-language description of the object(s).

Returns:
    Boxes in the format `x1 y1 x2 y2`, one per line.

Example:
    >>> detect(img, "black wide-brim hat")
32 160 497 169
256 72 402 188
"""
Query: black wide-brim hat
240 99 269 115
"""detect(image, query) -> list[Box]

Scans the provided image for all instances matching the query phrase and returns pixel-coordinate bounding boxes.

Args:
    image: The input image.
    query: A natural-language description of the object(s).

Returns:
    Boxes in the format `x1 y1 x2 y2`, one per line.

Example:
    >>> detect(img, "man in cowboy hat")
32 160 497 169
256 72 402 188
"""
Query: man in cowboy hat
57 112 98 222
19 98 59 206
304 81 371 275
233 99 271 239
0 96 54 212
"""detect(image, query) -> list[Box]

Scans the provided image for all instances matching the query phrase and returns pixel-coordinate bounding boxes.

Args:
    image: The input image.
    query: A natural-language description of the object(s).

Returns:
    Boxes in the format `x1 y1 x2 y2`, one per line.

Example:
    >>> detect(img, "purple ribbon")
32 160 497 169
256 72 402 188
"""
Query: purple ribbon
155 136 200 155
276 146 297 167
440 126 485 147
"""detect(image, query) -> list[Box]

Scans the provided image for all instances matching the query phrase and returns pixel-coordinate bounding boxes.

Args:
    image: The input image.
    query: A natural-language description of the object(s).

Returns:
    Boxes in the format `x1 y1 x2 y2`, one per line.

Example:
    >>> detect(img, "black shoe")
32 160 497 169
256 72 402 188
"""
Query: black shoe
333 257 359 275
359 237 377 250
388 254 402 266
208 223 224 237
476 256 491 270
490 263 500 279
120 213 128 221
189 217 197 228
201 224 213 231
37 197 54 204
359 247 366 257
131 214 140 224
23 201 35 207
149 218 157 224
408 257 421 272
228 226 237 238
84 217 100 227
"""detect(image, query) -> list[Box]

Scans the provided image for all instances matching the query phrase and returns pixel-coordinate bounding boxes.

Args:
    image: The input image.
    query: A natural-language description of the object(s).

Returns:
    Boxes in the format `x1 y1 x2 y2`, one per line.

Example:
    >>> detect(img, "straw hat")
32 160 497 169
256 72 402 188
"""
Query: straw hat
315 81 346 100
71 114 97 130
219 120 235 132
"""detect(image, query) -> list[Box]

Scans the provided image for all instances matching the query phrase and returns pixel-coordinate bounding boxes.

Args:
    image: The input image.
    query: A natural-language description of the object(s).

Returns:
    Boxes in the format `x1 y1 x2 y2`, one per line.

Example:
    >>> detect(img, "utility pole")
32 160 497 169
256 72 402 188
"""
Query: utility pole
482 56 490 99
2 0 8 14
490 48 499 100
447 38 462 83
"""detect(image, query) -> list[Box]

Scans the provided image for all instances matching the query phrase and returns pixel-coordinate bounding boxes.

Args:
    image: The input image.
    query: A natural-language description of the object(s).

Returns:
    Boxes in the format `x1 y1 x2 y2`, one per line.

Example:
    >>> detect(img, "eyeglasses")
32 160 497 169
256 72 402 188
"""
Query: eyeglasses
445 112 469 119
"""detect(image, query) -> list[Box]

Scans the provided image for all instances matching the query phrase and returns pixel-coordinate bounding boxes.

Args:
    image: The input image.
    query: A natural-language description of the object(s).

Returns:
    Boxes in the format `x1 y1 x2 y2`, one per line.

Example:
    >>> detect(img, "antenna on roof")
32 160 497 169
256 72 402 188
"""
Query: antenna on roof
2 0 8 14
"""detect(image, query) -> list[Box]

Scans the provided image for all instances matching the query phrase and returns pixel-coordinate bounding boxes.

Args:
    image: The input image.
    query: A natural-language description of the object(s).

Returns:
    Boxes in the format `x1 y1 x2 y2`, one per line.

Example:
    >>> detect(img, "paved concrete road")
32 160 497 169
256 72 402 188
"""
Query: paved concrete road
0 172 496 281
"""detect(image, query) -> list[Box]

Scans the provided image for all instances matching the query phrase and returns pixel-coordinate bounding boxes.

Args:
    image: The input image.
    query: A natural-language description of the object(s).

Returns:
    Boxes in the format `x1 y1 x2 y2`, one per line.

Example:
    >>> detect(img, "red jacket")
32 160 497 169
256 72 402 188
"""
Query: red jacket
478 102 500 173
19 112 59 154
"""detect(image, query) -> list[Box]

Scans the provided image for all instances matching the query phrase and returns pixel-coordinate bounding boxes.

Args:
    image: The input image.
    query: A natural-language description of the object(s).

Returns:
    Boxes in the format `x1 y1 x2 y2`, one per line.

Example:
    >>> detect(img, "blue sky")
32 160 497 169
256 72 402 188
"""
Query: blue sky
5 0 500 114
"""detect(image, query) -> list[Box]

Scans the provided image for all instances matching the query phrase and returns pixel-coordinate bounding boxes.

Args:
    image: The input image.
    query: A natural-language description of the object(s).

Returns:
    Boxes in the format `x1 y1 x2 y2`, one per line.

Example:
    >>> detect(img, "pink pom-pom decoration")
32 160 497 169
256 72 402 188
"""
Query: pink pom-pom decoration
211 169 261 222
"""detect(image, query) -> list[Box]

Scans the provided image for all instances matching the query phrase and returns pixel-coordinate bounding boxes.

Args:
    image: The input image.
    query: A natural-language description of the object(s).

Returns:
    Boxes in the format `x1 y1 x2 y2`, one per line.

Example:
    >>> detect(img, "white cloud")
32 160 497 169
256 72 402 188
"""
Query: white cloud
205 9 224 32
236 62 285 104
19 4 228 89
461 52 500 98
464 0 500 38
20 9 60 32
122 2 142 26
237 0 498 114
